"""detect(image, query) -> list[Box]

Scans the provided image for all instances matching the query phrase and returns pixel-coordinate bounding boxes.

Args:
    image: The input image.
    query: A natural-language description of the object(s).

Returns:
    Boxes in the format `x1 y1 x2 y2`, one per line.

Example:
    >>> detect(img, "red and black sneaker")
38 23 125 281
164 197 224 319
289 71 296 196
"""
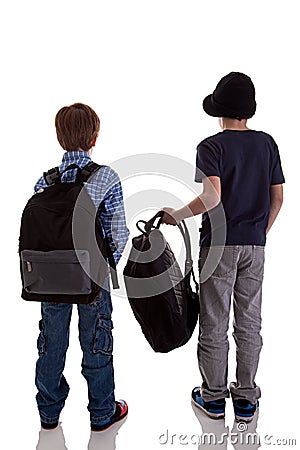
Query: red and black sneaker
91 400 128 432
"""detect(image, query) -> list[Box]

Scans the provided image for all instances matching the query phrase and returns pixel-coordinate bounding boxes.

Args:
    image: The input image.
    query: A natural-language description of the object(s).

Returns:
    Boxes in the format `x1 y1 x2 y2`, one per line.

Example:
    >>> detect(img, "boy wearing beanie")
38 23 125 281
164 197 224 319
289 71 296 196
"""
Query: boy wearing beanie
163 72 284 422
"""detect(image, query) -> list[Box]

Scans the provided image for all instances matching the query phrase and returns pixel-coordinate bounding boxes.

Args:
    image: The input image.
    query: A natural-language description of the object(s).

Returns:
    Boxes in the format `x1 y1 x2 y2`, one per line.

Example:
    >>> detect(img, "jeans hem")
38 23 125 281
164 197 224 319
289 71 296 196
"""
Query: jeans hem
202 392 230 402
40 415 60 424
229 382 261 404
90 405 116 425
230 394 261 404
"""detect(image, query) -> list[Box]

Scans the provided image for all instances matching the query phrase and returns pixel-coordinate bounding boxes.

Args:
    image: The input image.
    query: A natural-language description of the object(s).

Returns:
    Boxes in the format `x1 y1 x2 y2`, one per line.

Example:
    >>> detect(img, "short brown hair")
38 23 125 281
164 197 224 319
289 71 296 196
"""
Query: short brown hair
55 103 100 151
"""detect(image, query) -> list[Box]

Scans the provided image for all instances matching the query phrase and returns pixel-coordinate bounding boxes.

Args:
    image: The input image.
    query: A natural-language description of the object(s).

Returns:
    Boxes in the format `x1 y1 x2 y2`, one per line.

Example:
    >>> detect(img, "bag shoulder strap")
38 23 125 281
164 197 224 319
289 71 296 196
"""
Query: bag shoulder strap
43 162 107 185
81 162 107 183
102 237 119 290
43 166 60 185
83 162 118 288
43 163 81 185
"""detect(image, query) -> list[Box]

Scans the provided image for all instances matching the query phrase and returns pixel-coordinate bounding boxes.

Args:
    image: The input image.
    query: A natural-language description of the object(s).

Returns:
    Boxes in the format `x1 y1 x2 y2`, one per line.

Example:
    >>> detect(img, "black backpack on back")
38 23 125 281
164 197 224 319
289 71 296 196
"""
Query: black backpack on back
123 211 199 353
19 162 119 304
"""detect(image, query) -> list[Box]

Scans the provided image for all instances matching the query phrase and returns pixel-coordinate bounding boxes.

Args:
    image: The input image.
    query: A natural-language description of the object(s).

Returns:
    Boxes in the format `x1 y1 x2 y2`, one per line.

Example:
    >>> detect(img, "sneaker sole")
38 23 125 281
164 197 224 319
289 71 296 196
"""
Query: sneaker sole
235 414 254 423
234 405 259 423
191 397 225 419
91 404 129 432
235 409 258 423
91 414 128 432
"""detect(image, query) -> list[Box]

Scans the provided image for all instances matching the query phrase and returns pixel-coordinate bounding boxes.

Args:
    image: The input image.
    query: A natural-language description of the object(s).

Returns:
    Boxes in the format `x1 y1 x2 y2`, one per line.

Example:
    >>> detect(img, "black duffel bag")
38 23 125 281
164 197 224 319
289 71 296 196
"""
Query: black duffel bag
123 211 199 353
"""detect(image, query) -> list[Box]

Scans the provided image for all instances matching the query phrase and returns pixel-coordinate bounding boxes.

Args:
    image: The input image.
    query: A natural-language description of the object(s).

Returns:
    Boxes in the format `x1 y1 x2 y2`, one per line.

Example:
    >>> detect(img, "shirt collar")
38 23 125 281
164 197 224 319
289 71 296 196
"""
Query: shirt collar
62 150 91 164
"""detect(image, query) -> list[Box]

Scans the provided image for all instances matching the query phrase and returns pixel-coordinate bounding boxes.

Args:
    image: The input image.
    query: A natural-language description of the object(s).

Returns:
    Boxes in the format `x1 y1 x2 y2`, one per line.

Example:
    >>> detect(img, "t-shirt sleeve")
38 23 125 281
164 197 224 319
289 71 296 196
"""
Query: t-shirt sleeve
271 140 285 185
195 140 221 183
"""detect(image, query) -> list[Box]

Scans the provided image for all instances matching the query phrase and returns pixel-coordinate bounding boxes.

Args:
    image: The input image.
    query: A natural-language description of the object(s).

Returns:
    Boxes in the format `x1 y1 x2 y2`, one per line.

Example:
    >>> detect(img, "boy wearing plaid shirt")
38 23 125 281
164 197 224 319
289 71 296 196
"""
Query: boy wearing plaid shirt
34 103 129 431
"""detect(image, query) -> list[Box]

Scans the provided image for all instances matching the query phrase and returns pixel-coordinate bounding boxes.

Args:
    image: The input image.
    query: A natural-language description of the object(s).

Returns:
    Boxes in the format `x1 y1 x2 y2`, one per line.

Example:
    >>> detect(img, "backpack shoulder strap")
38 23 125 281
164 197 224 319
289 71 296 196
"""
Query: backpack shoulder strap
103 237 119 289
44 162 106 185
44 164 82 185
81 162 107 183
85 162 118 288
43 167 60 185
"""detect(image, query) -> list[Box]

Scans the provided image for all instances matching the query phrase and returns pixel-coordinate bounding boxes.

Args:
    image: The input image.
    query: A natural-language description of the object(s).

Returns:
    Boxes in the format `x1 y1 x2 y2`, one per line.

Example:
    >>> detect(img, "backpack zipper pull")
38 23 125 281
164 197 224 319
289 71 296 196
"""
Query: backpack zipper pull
26 261 32 272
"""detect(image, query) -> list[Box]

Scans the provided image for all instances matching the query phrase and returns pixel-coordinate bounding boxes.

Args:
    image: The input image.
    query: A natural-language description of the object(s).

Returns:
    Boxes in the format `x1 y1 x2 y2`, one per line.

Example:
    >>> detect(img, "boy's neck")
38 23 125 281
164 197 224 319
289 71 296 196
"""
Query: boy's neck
220 118 250 131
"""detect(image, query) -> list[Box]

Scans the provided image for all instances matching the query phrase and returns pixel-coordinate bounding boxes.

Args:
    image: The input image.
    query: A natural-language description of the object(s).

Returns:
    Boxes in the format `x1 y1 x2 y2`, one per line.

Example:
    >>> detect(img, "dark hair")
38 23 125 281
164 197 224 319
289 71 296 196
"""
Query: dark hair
55 103 100 151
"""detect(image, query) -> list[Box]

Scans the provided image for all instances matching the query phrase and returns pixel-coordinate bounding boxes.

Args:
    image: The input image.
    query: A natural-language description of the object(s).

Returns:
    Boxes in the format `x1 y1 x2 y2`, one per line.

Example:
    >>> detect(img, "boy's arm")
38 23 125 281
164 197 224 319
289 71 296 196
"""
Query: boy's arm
162 176 221 224
33 175 47 193
266 184 284 234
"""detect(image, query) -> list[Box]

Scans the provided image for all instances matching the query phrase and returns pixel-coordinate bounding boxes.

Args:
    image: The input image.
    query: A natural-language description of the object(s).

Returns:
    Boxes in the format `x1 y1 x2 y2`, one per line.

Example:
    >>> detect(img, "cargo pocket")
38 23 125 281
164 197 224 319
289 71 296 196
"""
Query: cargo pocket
92 317 113 356
37 319 46 355
21 249 92 295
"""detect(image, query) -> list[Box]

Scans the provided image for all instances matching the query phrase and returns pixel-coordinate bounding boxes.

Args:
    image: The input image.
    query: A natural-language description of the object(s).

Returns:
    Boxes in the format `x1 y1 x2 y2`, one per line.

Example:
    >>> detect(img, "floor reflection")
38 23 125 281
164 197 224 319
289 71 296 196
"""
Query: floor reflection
88 418 128 450
36 424 68 450
192 403 260 450
36 417 127 450
230 413 260 450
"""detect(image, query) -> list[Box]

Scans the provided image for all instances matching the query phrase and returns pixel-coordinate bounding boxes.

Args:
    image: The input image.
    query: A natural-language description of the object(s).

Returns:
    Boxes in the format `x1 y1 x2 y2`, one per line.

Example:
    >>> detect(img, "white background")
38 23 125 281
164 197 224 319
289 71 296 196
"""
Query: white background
1 1 299 449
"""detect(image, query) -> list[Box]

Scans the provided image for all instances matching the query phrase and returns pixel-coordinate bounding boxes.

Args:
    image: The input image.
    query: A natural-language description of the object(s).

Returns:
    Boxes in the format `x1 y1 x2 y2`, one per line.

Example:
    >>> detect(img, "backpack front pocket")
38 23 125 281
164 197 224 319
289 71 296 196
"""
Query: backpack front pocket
21 249 92 295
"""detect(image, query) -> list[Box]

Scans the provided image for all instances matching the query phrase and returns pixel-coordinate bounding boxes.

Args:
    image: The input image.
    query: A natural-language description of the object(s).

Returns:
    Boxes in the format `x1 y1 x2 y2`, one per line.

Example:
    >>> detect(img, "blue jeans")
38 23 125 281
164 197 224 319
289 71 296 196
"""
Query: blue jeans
35 288 115 426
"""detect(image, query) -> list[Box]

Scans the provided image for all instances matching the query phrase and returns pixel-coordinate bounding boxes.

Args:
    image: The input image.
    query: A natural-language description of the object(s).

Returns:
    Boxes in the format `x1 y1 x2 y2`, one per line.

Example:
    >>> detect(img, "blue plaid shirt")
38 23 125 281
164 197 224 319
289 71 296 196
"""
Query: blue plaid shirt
34 150 129 264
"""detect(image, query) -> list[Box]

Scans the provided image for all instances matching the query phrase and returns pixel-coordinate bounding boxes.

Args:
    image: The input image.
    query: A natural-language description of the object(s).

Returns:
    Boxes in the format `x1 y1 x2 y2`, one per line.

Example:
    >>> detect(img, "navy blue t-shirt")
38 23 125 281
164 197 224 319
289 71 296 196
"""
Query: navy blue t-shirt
195 130 285 247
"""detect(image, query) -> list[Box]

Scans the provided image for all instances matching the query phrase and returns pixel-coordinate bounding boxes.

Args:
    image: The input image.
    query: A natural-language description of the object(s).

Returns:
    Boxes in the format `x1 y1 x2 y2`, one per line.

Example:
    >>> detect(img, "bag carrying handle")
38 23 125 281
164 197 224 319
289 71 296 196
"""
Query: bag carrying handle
138 210 199 292
143 210 164 234
136 210 164 234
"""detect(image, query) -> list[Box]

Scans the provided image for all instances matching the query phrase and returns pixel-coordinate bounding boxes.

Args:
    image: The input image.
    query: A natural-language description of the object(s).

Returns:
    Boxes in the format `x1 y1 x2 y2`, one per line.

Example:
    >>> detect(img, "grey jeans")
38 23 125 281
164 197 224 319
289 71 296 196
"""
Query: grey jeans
198 245 264 404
